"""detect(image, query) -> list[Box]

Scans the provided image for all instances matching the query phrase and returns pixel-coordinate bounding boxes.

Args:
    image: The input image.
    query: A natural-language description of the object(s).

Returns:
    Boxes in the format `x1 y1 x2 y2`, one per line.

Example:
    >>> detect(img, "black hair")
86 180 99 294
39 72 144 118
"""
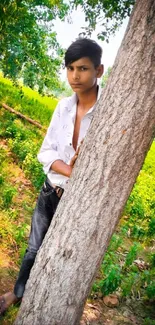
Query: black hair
65 38 102 67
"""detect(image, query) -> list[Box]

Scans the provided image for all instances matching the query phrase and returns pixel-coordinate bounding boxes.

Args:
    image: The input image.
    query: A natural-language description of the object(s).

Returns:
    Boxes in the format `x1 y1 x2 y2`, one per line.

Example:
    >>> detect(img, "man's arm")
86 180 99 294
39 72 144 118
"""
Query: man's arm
51 160 72 178
38 99 82 177
38 103 62 174
51 145 80 177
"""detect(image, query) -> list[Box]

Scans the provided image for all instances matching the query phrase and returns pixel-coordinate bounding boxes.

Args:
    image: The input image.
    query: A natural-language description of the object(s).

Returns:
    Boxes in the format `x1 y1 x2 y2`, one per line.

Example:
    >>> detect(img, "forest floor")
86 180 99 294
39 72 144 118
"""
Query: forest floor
0 138 154 325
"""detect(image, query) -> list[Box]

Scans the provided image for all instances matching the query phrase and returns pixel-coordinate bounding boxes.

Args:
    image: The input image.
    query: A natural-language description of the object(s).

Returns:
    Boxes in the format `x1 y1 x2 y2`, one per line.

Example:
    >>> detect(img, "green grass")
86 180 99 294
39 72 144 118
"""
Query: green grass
0 113 45 189
124 141 155 240
0 145 35 266
0 73 58 126
0 75 59 189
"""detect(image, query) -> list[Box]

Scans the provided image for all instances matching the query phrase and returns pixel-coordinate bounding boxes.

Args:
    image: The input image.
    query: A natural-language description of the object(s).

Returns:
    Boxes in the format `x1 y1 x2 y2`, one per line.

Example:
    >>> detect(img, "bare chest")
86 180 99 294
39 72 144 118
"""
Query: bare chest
72 111 84 151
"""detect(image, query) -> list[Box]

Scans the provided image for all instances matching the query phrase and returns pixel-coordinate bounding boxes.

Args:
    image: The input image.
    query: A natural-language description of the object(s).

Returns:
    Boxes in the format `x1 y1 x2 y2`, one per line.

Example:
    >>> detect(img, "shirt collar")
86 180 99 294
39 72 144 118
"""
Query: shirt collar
85 85 101 115
68 85 101 115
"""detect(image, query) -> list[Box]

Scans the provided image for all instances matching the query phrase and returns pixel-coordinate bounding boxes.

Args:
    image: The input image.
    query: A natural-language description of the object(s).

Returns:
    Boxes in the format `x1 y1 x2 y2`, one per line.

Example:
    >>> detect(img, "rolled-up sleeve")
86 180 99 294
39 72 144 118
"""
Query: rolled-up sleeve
37 103 61 174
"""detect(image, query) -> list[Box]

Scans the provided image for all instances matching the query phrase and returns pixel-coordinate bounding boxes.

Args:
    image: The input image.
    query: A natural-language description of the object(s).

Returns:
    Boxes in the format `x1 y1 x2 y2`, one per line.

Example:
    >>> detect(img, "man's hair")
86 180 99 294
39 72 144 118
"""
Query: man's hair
65 38 102 67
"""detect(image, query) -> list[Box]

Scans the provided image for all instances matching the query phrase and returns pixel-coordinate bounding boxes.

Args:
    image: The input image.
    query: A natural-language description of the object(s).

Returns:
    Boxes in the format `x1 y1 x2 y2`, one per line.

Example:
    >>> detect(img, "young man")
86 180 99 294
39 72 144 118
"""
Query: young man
0 38 103 315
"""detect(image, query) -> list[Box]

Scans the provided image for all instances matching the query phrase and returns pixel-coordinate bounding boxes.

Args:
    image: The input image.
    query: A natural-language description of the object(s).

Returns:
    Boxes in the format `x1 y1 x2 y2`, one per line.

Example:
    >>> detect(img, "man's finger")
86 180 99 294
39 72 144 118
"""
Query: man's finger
76 139 84 154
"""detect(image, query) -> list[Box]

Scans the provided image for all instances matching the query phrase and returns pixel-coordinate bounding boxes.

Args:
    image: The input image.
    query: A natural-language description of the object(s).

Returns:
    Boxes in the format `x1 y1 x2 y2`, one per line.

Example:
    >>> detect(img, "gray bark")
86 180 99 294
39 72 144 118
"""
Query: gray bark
15 0 155 324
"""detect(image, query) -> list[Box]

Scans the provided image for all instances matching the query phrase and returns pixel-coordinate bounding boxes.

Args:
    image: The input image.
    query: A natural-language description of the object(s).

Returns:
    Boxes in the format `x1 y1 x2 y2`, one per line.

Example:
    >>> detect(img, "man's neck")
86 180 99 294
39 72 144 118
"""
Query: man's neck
77 85 98 113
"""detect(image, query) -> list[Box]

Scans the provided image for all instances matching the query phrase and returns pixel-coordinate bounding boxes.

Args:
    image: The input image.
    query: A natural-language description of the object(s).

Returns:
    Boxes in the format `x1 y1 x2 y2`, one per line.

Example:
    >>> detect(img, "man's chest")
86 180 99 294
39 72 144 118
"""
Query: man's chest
72 112 83 151
58 109 93 149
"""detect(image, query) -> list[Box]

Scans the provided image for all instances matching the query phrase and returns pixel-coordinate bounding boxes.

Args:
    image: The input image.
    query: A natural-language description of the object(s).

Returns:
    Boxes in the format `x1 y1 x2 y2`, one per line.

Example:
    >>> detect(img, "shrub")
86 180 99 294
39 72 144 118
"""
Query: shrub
1 186 17 209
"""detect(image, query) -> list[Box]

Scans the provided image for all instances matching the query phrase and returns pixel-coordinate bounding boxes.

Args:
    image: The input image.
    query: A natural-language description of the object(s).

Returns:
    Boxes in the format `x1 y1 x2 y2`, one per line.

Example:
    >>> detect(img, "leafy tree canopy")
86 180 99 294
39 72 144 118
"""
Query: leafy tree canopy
0 0 135 93
72 0 135 41
0 0 69 93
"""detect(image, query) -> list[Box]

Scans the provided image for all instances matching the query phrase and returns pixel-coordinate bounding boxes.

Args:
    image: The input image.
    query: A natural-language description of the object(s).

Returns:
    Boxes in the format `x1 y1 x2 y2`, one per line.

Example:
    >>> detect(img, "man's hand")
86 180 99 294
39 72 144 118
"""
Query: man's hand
51 140 83 178
69 151 79 168
69 140 83 168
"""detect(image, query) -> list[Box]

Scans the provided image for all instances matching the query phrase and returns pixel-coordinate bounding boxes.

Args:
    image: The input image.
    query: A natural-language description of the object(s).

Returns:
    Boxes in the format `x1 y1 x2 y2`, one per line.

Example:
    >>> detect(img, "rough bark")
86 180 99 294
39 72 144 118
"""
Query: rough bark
1 102 44 129
15 0 155 324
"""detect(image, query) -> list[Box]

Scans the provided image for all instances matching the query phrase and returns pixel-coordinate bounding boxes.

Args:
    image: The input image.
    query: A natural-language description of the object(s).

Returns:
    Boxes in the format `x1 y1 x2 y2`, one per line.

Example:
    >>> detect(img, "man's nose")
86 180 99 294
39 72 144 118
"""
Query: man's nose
73 70 80 80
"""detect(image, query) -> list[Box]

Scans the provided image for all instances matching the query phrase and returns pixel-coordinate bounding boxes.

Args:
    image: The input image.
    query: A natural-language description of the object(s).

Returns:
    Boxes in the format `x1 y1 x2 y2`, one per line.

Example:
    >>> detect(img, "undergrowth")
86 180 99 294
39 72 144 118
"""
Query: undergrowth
0 146 34 267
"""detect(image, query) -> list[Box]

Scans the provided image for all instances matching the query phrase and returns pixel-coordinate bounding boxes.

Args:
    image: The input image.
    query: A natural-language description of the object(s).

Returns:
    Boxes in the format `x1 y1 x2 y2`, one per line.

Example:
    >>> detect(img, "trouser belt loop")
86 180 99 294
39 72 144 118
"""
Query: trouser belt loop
46 178 64 198
55 186 64 198
50 182 64 198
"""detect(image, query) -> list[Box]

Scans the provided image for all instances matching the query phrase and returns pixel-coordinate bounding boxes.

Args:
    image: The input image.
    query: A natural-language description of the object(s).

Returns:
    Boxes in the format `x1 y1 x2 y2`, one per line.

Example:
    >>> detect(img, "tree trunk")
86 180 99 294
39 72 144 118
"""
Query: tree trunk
14 0 155 324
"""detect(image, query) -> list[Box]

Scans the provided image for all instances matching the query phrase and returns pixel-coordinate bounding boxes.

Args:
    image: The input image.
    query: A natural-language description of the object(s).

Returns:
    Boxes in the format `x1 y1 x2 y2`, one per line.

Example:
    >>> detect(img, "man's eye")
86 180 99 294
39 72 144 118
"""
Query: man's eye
81 67 88 71
67 67 73 71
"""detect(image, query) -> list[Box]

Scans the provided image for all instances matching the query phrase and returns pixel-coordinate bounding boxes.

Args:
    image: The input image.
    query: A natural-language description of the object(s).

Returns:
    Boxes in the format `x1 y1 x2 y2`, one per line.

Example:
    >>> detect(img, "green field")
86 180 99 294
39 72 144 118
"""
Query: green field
0 73 58 126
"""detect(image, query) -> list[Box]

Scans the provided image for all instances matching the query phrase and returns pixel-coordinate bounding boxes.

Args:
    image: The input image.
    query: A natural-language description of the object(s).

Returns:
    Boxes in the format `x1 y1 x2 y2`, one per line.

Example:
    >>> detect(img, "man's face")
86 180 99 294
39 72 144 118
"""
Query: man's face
66 57 103 94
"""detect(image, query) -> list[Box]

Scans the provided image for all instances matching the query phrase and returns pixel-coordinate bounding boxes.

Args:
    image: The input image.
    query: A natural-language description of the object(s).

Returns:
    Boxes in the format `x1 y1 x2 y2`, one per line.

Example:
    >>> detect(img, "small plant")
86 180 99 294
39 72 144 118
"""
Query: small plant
148 218 155 237
124 242 140 268
23 153 45 189
143 318 155 325
14 223 28 245
121 272 138 297
100 265 121 296
18 241 28 264
146 282 155 300
0 174 4 185
151 253 155 267
2 186 17 209
0 147 6 167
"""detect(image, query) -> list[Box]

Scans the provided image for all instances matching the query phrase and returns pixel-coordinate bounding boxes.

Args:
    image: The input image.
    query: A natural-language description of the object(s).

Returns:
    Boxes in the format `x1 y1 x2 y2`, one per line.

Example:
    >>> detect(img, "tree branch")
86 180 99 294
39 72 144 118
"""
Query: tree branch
1 102 44 129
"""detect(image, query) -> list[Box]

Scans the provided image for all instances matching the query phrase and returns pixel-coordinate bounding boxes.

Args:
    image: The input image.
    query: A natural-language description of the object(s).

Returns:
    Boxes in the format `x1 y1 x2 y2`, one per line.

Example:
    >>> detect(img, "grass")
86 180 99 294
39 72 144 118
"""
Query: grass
0 73 59 190
0 140 36 324
0 73 58 126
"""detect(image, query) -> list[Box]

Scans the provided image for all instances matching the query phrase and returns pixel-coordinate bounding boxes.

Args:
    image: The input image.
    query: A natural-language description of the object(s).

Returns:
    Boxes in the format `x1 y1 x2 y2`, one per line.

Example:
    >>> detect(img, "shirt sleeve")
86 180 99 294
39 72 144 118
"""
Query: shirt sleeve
37 102 62 174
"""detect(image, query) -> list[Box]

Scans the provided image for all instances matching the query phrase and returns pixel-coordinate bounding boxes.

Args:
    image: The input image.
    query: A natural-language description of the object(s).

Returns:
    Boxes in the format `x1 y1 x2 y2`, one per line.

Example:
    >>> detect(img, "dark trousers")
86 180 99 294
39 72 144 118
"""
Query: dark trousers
14 179 61 298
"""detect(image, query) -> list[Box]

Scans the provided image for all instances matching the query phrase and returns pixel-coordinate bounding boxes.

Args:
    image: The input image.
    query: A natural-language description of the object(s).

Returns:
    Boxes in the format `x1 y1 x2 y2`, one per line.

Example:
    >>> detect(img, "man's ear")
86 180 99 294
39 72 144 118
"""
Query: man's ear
96 64 104 78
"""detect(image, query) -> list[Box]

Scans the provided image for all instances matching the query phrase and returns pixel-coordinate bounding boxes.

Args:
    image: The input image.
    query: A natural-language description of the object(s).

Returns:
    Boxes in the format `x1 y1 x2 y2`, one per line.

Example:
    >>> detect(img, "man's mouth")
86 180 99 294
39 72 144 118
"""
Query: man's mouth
71 83 82 86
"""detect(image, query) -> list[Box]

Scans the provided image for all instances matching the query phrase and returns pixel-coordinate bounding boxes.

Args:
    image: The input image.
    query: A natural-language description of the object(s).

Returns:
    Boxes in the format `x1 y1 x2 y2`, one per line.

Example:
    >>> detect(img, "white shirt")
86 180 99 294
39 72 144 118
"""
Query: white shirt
38 90 101 189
